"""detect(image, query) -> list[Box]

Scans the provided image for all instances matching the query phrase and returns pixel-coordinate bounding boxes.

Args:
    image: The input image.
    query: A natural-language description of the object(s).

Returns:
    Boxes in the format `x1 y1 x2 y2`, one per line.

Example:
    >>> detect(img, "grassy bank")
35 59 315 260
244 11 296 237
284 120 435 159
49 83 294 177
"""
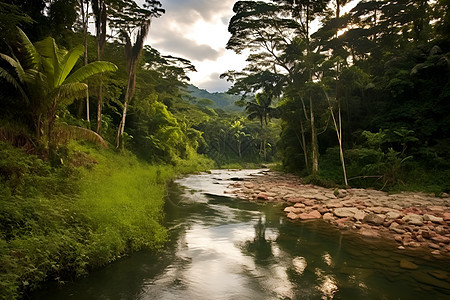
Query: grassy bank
0 142 213 299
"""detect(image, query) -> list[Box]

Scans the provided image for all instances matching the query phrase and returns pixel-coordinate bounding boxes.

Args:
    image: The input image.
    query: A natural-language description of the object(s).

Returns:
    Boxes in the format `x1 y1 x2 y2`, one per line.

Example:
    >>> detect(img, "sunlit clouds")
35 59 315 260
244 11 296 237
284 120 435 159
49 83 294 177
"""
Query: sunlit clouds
148 0 246 92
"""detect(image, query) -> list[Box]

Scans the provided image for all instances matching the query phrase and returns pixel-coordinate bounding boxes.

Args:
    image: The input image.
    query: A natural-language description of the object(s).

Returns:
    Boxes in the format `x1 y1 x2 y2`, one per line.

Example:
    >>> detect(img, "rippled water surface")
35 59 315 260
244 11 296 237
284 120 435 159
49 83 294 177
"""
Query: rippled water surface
33 170 450 299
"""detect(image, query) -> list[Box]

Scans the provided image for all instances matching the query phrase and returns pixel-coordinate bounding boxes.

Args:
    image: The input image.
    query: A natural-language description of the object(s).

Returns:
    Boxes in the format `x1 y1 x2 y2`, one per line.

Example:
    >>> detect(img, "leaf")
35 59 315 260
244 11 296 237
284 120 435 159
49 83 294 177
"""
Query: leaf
65 61 117 84
54 82 88 105
56 44 84 87
17 27 41 70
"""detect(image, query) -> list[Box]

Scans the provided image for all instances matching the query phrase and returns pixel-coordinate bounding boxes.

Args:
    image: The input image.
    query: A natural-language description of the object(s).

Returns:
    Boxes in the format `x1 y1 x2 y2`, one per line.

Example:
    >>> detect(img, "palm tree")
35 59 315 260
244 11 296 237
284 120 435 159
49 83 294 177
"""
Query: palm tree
115 20 151 149
0 28 117 146
246 92 278 161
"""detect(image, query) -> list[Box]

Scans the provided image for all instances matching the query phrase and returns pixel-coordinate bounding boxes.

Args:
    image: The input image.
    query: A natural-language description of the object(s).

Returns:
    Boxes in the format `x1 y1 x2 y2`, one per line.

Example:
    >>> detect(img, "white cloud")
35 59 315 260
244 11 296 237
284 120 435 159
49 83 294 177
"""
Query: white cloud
147 0 243 92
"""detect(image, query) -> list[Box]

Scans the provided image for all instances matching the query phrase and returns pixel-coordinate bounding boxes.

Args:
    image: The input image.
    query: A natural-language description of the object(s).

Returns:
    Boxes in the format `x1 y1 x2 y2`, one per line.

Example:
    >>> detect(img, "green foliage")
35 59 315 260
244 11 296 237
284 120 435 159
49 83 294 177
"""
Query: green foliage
186 84 243 111
0 142 177 299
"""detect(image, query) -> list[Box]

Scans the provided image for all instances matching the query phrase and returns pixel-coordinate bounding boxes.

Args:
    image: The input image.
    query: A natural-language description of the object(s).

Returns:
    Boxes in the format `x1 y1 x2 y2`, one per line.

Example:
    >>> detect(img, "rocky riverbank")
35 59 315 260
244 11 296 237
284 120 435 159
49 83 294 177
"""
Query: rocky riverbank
226 170 450 257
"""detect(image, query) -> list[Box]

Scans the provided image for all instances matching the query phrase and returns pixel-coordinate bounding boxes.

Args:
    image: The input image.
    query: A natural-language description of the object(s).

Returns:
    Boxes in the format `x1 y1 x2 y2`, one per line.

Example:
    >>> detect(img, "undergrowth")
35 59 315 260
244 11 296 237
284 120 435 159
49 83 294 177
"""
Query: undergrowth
0 141 212 299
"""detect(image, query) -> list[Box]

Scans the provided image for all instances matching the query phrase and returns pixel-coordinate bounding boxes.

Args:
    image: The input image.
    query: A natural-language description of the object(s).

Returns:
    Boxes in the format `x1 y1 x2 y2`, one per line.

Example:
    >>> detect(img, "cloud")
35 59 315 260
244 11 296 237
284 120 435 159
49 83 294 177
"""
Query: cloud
161 0 236 24
150 28 223 61
198 72 232 92
145 0 244 92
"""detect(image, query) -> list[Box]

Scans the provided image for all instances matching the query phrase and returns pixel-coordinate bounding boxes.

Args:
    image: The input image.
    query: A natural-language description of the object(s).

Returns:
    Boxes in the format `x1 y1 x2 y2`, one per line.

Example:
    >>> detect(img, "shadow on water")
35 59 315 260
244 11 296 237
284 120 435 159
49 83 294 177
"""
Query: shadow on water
32 171 450 299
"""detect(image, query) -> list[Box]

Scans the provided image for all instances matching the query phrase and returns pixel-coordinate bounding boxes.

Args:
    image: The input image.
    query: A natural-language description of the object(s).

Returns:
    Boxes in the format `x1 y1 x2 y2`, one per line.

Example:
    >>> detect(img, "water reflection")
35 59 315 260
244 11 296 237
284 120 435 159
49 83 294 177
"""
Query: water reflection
31 170 450 300
243 217 273 260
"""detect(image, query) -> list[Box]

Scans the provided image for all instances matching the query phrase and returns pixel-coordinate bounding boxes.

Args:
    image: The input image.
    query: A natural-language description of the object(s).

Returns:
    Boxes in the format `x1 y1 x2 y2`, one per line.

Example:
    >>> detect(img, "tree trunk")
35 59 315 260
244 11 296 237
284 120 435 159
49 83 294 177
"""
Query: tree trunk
299 116 309 172
310 94 319 174
115 59 135 149
81 0 90 126
96 74 103 133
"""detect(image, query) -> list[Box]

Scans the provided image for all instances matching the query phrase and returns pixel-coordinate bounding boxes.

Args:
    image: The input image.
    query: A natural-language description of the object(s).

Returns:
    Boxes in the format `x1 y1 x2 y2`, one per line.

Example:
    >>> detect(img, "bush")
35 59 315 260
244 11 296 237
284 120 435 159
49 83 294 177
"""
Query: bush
0 142 174 299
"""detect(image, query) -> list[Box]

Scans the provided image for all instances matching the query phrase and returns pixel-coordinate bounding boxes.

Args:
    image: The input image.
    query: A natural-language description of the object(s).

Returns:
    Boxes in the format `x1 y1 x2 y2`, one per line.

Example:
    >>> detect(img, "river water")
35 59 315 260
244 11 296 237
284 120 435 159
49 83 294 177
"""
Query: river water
33 170 450 299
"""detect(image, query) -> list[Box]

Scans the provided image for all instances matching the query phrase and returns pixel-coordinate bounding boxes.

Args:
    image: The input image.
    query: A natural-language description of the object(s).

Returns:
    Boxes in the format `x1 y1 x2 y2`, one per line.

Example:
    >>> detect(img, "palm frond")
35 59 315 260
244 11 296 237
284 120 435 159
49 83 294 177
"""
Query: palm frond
56 125 108 148
34 36 61 88
0 53 26 81
56 44 84 87
54 82 88 105
17 27 41 69
0 66 29 102
65 61 117 84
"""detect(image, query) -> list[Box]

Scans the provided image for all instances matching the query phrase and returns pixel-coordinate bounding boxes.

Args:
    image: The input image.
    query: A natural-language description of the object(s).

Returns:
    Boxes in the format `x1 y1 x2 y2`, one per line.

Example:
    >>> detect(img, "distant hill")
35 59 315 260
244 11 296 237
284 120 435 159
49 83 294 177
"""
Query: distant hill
185 85 244 112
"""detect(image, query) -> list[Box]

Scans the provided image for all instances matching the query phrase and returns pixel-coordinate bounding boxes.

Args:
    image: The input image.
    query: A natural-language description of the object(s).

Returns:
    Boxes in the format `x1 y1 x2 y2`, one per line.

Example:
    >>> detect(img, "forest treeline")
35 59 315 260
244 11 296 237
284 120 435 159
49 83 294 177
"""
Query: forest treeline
222 0 450 192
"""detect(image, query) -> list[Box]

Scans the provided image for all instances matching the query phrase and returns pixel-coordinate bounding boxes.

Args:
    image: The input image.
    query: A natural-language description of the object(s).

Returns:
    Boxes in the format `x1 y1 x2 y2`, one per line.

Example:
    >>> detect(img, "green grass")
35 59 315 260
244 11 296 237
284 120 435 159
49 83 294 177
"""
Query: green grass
0 141 213 299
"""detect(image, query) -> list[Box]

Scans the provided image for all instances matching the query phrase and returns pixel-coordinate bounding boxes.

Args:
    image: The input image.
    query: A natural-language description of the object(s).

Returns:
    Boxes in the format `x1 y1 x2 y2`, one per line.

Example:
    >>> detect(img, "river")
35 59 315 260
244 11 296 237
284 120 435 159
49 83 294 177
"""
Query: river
32 169 450 299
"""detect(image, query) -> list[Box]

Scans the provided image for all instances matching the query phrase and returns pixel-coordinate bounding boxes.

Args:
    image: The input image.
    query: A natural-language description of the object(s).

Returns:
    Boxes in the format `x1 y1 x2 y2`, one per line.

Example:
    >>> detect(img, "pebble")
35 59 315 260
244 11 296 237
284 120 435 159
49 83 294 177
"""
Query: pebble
228 171 450 257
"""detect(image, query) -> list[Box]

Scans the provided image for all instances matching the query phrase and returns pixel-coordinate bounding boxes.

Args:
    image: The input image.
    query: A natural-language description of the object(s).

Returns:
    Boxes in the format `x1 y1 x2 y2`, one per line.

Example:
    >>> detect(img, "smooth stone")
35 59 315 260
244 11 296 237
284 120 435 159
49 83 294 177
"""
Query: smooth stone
423 214 444 223
359 228 380 238
363 213 385 226
287 212 299 220
429 243 440 249
402 214 424 226
354 211 367 221
323 213 334 221
298 210 322 220
284 206 294 213
334 207 360 218
386 211 402 219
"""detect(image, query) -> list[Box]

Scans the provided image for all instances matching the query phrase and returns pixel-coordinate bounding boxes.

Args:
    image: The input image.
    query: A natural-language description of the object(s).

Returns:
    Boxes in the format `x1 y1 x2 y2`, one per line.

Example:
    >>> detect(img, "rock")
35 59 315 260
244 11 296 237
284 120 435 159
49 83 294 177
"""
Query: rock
429 243 440 249
336 217 352 229
423 214 444 223
363 213 385 226
298 210 322 220
334 207 360 218
303 199 316 206
431 250 441 255
422 230 433 239
402 214 424 226
323 213 334 221
400 259 419 270
428 206 445 213
318 207 329 214
416 235 425 242
284 206 294 213
443 212 450 221
398 246 405 250
326 202 343 209
405 242 421 248
394 235 403 243
287 212 299 220
244 182 255 189
385 211 402 220
286 197 303 203
371 207 390 214
354 210 367 221
294 203 306 208
431 235 450 244
256 192 269 200
359 228 380 238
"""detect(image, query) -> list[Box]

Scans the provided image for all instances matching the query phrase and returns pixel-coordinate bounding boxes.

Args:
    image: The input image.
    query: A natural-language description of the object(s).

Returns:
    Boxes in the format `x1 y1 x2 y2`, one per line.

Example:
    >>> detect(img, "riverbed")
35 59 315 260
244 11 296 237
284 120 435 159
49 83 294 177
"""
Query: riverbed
32 169 450 299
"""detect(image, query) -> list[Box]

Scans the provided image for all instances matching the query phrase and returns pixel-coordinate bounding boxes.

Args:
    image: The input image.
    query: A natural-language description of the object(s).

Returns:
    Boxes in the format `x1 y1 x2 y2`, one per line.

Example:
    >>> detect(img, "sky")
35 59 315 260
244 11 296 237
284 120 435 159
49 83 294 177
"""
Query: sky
147 0 245 92
146 0 359 93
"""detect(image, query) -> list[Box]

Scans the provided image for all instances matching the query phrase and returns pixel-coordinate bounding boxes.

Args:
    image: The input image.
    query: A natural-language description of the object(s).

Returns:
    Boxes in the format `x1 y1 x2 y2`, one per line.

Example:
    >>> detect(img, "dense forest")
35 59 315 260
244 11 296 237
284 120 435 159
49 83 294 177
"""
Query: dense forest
0 0 449 298
223 0 450 192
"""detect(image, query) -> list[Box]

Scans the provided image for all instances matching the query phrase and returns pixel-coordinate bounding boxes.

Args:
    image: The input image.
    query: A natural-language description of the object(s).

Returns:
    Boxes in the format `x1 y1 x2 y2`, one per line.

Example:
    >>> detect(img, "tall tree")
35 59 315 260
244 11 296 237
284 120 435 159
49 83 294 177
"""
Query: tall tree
115 1 164 148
